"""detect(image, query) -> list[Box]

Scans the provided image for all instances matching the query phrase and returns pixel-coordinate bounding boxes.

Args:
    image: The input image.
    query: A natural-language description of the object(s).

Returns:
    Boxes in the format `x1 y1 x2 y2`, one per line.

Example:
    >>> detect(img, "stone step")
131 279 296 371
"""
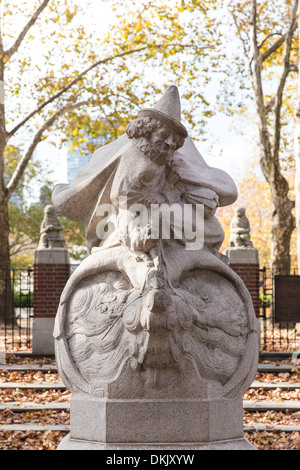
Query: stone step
250 381 300 390
259 352 294 361
243 400 300 411
1 363 297 373
243 424 300 433
0 364 57 372
0 422 299 433
1 400 299 413
0 402 70 412
1 380 299 391
0 382 65 390
257 365 298 373
0 423 69 432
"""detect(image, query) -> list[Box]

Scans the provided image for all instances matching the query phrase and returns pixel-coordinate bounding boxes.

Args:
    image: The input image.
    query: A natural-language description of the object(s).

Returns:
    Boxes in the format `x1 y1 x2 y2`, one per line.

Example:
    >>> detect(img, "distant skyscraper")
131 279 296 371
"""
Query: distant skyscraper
67 133 107 184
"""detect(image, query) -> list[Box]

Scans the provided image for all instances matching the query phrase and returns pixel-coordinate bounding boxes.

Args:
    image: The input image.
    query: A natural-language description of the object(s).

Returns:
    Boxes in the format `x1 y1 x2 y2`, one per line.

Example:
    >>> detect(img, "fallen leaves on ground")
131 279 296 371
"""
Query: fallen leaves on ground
0 388 71 404
244 410 300 427
1 351 300 450
246 432 300 450
0 408 70 425
0 370 61 384
255 371 300 383
0 430 67 450
5 354 55 366
243 388 300 402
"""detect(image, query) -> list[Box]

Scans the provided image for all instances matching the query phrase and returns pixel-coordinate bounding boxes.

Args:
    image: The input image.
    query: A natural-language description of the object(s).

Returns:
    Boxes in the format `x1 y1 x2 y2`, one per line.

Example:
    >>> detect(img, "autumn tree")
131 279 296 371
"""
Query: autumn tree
223 0 299 271
0 0 221 322
295 1 300 268
218 159 298 269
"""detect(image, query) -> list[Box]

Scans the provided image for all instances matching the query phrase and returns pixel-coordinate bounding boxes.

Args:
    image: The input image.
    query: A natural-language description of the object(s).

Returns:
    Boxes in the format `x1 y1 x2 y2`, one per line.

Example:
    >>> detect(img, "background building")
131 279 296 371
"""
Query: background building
67 133 107 184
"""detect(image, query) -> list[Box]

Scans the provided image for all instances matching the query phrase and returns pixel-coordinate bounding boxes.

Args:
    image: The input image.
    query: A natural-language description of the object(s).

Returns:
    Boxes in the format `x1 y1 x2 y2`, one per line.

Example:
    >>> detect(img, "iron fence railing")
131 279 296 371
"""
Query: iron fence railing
0 267 33 352
260 267 300 352
1 264 300 354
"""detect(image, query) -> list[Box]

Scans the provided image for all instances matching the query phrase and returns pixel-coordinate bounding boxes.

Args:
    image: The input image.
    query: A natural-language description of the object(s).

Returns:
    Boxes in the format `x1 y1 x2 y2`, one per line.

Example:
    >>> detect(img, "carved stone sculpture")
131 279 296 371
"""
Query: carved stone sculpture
229 207 253 248
52 86 258 450
33 205 70 355
38 205 65 249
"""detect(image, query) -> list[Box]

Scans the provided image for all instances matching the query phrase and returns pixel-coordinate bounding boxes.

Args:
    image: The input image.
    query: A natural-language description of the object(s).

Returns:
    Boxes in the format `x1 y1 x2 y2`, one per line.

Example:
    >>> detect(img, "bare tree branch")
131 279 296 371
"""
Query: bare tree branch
7 46 149 139
261 20 297 62
265 96 275 114
5 0 51 60
273 0 299 165
248 0 274 180
6 99 94 199
290 63 299 73
7 42 207 139
230 10 252 76
9 236 34 256
258 32 284 50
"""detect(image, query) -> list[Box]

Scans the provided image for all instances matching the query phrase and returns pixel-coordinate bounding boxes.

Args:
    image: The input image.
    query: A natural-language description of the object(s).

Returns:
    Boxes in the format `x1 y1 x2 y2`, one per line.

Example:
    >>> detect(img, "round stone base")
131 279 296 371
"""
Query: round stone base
57 434 256 450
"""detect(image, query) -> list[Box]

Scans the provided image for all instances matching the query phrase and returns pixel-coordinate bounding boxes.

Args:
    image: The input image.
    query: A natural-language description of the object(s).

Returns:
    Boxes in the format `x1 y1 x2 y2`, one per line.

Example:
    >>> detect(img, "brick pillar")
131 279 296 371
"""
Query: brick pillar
224 247 260 318
33 248 70 355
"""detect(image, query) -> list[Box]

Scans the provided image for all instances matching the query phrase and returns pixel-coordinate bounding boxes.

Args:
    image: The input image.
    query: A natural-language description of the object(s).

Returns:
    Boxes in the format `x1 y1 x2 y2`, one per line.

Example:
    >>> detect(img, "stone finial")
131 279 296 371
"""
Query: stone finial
229 207 253 248
38 205 65 250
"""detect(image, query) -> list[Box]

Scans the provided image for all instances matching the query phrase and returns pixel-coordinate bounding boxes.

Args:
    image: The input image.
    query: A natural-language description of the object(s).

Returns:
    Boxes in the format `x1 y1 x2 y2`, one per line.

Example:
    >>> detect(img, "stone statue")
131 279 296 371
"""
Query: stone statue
38 205 65 249
229 207 253 248
52 86 258 450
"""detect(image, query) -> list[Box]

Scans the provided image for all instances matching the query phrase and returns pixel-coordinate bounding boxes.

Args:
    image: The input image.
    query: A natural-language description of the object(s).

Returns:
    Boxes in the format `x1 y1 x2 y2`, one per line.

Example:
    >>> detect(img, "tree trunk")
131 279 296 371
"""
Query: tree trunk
270 173 295 272
295 104 300 269
295 2 300 269
0 191 14 326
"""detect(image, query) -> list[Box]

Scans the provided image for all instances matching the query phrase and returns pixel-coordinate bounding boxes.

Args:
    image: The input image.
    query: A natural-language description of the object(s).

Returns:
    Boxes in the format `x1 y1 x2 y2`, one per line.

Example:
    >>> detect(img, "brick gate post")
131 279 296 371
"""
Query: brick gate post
224 208 261 349
225 248 260 317
32 205 70 355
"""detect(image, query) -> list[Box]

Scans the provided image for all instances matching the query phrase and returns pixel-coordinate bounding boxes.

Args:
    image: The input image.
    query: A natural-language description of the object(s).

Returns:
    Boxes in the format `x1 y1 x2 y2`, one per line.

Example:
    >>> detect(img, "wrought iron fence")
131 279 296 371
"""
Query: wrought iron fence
0 267 33 353
1 264 300 354
259 267 300 352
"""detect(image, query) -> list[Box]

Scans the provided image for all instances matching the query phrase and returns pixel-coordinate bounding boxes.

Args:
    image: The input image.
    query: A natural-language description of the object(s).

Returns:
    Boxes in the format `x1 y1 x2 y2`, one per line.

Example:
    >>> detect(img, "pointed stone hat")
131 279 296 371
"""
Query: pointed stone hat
138 85 188 137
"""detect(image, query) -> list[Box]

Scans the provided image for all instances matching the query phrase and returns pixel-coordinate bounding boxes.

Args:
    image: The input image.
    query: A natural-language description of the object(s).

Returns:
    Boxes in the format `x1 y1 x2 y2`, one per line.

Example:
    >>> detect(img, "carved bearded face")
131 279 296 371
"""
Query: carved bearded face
149 127 183 161
126 117 185 164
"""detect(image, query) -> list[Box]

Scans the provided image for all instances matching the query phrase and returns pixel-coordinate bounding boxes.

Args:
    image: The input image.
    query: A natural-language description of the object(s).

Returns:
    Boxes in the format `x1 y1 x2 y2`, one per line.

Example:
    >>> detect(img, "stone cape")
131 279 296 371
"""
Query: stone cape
52 136 238 252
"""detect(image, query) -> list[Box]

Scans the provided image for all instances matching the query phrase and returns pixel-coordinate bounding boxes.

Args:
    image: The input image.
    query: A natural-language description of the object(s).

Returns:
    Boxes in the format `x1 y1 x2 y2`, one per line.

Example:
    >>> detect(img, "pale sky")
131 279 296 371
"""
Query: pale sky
4 0 257 198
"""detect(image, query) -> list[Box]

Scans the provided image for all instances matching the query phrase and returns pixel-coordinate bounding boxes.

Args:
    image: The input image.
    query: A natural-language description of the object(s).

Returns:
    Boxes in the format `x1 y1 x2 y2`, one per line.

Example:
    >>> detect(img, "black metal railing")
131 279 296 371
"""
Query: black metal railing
1 264 299 354
260 267 300 352
0 267 33 352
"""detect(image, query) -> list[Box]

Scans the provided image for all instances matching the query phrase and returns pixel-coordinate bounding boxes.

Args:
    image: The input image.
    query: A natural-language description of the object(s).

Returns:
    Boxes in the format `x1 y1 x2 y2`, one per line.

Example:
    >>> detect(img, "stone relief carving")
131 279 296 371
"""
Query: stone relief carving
229 207 253 248
38 205 65 249
52 86 258 404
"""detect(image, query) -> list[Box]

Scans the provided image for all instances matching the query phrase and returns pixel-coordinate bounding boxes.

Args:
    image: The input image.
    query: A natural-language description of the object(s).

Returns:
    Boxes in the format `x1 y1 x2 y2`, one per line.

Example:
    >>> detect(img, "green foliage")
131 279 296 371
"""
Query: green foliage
13 289 33 308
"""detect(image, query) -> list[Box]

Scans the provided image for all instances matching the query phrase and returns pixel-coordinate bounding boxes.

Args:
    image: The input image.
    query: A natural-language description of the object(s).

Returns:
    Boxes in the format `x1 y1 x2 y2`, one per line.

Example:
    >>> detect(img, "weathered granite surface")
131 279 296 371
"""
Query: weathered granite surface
52 86 258 450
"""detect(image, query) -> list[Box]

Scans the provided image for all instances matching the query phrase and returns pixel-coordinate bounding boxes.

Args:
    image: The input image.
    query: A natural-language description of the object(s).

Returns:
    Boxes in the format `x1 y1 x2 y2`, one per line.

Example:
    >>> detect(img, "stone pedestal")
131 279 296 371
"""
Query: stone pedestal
225 246 261 352
57 395 255 450
33 248 70 355
225 247 260 318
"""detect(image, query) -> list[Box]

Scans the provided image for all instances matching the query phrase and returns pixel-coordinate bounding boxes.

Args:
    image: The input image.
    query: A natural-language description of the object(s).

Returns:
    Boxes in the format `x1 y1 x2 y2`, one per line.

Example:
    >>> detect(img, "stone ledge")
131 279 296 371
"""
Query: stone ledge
70 396 244 444
225 247 259 264
34 248 70 265
57 434 256 450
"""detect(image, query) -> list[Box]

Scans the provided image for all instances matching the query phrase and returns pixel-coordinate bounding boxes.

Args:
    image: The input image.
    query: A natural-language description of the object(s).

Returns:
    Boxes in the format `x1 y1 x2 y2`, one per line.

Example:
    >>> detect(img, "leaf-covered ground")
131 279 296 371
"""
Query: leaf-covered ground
0 355 299 450
0 430 67 450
